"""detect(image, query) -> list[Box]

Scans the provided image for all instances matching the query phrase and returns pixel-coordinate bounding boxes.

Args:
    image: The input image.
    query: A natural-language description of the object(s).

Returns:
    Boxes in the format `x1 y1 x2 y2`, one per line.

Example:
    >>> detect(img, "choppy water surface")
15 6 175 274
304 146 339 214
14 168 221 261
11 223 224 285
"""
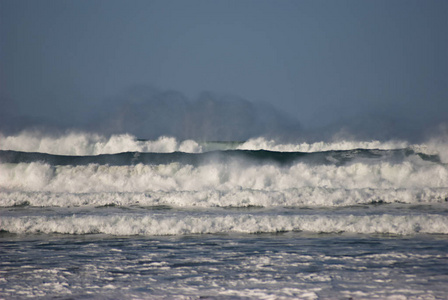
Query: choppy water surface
1 232 448 299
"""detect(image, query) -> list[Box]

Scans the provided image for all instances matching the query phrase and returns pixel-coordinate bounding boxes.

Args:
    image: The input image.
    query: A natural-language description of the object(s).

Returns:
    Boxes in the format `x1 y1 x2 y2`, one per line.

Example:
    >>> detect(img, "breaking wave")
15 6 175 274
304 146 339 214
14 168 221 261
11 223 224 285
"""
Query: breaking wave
1 131 447 236
2 131 446 158
2 212 447 236
0 132 202 155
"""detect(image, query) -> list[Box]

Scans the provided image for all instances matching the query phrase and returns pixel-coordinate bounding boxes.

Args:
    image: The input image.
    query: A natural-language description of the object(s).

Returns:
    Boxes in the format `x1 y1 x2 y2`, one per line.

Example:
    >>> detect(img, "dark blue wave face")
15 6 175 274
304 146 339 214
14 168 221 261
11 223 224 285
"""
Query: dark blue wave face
0 148 440 167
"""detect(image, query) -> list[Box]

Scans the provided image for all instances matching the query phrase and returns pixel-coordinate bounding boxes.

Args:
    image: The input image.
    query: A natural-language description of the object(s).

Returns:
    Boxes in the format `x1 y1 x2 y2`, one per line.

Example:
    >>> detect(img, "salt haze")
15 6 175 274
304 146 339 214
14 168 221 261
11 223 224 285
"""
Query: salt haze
1 0 447 142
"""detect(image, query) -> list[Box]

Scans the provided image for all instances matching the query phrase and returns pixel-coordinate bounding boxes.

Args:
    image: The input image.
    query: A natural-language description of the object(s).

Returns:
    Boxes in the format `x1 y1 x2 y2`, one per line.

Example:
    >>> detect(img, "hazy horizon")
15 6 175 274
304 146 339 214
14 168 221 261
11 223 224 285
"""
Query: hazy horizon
1 0 447 142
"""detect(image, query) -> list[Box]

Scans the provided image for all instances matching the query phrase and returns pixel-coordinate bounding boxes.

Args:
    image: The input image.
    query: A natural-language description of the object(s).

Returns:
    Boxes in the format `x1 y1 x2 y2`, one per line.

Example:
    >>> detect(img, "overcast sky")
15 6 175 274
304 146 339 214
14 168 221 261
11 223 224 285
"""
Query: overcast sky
1 0 447 138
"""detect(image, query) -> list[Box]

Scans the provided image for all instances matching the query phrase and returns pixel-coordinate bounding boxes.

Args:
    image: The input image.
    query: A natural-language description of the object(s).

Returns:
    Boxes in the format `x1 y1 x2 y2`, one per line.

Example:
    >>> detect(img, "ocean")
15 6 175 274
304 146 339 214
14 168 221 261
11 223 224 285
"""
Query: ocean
1 132 447 299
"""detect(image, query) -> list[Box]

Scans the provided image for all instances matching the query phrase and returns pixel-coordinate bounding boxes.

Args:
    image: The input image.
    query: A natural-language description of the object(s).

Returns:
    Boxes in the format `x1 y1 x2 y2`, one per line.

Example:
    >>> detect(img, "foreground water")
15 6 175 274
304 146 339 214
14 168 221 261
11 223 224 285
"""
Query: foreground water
1 231 448 299
1 132 448 299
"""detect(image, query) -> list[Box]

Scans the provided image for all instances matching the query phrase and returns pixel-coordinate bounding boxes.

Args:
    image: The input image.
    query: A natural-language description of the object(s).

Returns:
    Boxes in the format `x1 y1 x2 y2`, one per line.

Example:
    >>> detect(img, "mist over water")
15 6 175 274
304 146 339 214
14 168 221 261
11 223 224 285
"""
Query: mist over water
87 85 303 141
2 84 447 143
1 85 303 141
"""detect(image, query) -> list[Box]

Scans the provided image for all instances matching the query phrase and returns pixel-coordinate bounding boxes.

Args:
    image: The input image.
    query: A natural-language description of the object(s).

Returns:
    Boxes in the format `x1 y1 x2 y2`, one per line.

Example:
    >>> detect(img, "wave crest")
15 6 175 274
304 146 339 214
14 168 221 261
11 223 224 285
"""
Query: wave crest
1 159 446 193
0 132 202 155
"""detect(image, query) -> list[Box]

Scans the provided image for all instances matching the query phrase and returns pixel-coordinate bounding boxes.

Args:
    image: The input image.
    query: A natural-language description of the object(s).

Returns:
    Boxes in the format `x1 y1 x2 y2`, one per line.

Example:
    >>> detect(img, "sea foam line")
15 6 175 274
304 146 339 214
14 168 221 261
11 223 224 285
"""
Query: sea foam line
1 188 447 208
2 213 447 235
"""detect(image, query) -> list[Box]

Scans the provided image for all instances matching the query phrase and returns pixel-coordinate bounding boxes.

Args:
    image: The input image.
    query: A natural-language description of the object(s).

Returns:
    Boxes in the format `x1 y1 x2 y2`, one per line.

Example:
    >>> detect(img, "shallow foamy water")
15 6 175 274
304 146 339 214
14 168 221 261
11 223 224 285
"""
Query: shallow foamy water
1 232 447 299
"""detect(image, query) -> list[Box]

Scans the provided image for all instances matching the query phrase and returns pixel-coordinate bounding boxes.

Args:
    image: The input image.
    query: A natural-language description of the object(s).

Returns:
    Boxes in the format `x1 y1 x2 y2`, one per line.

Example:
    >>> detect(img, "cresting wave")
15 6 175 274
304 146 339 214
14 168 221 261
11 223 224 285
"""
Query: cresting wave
0 148 440 167
2 131 446 158
1 156 447 208
1 157 447 193
0 132 202 155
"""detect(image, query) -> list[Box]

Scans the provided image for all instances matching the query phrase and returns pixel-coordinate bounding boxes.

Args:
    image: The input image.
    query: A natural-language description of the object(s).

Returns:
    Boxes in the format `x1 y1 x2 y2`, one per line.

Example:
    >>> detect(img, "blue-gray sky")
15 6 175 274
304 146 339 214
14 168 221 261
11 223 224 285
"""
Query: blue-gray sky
1 0 447 140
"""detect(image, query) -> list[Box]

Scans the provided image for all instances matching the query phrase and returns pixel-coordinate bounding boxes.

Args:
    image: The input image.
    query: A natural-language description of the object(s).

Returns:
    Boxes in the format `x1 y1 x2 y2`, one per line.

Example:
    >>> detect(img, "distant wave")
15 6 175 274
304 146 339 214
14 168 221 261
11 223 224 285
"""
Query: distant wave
0 132 202 155
1 131 446 158
0 148 440 167
237 137 411 152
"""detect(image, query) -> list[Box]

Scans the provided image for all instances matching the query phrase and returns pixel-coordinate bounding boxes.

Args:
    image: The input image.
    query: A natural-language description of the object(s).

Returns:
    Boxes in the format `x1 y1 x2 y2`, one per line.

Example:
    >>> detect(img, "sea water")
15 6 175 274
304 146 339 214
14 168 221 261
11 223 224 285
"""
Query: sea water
1 132 448 299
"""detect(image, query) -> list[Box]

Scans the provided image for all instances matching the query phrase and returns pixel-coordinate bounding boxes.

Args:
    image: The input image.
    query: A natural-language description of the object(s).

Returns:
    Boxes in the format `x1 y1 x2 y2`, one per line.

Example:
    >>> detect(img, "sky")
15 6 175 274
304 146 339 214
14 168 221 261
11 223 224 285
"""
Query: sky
1 0 447 141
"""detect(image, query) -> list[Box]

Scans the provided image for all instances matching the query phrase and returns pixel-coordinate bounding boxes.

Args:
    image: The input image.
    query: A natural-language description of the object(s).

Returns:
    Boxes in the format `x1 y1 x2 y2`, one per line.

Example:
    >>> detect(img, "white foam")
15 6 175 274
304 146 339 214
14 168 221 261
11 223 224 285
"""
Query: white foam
424 135 448 163
237 137 411 152
2 213 447 235
2 131 448 159
1 187 447 208
237 137 448 164
1 157 446 194
0 131 202 155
